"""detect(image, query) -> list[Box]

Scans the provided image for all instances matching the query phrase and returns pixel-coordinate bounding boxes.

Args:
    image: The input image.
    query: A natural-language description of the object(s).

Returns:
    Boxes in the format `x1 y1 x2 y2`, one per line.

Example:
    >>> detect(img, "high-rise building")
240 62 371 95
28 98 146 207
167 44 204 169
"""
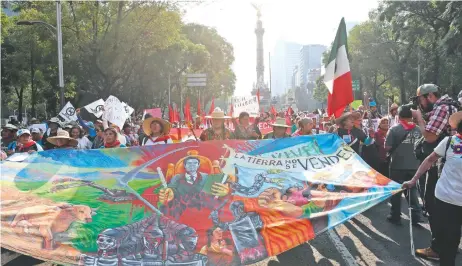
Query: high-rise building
299 44 327 86
270 41 302 96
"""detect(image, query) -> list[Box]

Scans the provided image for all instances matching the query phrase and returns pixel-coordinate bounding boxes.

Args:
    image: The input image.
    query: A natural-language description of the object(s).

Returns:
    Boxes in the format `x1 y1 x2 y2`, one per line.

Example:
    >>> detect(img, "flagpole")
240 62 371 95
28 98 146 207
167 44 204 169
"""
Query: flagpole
269 52 272 95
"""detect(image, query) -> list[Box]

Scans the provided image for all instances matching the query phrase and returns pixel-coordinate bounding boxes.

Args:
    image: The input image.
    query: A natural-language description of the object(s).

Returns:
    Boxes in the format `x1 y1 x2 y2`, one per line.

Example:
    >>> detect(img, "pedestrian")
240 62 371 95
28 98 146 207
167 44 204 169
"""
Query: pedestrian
122 123 138 146
46 129 78 149
233 112 261 140
14 129 43 153
70 125 92 149
292 118 315 136
42 117 62 150
30 128 43 146
140 117 173 146
385 105 422 225
374 117 389 176
403 111 462 266
101 127 126 148
1 124 18 154
336 112 374 154
200 108 234 141
91 125 105 149
366 100 382 119
264 118 291 139
411 84 459 260
387 103 399 128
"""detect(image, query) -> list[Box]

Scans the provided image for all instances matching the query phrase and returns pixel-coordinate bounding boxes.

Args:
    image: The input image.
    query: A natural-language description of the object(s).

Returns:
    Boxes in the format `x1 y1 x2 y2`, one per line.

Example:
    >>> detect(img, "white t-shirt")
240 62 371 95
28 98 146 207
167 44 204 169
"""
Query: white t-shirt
77 136 93 150
143 136 173 146
434 135 462 206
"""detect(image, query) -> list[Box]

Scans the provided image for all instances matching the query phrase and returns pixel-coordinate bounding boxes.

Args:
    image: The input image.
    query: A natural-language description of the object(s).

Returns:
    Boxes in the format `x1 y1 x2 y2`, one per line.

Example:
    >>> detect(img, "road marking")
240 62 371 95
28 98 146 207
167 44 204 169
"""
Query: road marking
327 228 357 266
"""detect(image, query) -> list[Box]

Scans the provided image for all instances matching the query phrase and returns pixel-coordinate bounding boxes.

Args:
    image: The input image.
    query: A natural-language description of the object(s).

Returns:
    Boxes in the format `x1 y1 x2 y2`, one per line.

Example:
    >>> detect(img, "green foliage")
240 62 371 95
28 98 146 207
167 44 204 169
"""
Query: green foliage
1 2 236 121
346 1 462 107
313 75 328 103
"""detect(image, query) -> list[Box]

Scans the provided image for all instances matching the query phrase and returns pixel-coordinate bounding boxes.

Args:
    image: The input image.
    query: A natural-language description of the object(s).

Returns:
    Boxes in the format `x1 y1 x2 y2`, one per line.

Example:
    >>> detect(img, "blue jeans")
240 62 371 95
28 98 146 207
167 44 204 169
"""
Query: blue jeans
389 170 422 220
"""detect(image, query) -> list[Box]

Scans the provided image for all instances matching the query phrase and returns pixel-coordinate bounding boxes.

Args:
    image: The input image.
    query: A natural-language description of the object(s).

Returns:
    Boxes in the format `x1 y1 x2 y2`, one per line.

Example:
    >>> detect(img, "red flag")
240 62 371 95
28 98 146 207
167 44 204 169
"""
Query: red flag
270 105 277 117
324 18 353 118
208 98 215 115
197 99 201 117
286 106 294 116
174 105 180 123
168 105 174 123
256 89 261 105
184 98 192 123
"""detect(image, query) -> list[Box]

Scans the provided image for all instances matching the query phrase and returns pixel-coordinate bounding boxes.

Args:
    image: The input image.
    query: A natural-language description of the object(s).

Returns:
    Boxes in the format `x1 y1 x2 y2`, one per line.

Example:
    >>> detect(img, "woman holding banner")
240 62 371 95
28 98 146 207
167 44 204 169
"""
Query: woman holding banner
233 112 261 140
200 108 234 141
140 117 173 146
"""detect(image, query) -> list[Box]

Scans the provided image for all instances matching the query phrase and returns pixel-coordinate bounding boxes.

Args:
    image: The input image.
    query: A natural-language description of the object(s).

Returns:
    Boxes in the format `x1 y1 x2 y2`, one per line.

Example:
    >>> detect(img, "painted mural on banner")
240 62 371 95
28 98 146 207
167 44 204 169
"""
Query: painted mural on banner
0 134 400 266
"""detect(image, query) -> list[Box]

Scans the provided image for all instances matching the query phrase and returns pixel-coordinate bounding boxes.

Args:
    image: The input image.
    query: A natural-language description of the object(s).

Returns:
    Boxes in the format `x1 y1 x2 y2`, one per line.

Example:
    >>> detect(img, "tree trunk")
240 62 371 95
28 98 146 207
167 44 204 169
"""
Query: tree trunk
30 40 36 118
17 88 24 123
399 70 406 104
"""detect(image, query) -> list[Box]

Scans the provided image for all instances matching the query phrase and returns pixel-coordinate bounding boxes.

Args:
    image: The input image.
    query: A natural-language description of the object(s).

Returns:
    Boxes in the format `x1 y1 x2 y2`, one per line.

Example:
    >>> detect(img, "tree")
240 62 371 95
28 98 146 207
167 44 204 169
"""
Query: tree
313 76 328 104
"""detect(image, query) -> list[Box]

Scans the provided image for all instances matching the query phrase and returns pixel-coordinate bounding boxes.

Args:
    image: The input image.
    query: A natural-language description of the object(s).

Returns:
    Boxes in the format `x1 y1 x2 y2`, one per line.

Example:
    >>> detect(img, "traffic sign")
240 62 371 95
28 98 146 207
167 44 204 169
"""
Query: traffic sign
187 73 207 87
352 80 360 91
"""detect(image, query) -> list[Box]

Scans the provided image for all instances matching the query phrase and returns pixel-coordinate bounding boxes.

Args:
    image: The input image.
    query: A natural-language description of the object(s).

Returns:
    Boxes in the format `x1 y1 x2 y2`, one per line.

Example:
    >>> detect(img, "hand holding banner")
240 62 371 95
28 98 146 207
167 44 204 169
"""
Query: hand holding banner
103 96 128 129
59 102 77 122
84 99 105 118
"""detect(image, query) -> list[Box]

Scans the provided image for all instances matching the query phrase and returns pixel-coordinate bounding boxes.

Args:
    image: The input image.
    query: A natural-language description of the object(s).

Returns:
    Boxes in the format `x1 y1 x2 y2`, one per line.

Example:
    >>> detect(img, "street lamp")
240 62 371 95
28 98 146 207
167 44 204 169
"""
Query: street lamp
16 1 64 109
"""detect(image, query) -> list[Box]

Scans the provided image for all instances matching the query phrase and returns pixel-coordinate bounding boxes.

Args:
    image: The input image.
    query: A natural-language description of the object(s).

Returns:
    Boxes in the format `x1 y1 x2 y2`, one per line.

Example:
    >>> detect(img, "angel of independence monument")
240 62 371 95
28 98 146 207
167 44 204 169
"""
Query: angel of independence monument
251 4 271 111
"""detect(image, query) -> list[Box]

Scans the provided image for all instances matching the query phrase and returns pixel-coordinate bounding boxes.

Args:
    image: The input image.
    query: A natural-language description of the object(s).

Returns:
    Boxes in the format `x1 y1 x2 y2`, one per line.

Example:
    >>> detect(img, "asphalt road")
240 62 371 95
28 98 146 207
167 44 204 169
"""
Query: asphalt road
2 198 461 266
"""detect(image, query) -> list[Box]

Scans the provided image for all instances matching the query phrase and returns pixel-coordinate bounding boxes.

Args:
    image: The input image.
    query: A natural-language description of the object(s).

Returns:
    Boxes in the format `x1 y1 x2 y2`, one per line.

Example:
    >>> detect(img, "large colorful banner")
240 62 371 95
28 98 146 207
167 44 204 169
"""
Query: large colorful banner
0 134 400 266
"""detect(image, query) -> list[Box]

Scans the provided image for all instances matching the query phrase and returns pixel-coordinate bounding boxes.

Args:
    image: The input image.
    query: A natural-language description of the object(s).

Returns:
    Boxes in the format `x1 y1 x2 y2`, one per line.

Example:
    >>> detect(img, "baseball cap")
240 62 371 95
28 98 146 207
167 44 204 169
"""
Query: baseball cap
2 124 18 131
17 129 31 137
416 84 440 96
30 128 41 134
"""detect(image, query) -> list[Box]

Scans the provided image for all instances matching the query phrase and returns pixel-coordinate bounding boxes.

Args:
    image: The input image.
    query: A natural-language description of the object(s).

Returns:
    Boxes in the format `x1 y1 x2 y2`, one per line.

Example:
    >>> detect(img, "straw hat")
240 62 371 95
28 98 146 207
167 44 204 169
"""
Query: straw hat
271 118 290 128
449 111 462 129
2 124 18 131
390 103 399 111
47 129 78 147
143 117 171 136
205 107 230 119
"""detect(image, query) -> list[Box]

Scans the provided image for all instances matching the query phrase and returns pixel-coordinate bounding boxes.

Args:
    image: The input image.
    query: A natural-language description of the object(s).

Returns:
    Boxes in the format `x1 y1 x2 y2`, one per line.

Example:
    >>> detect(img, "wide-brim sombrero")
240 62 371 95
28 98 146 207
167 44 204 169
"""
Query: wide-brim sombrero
143 117 171 136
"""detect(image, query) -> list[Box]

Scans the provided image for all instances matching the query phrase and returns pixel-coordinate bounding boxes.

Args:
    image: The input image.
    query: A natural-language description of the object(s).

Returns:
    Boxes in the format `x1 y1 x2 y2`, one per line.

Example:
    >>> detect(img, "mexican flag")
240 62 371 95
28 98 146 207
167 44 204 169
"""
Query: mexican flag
324 18 353 118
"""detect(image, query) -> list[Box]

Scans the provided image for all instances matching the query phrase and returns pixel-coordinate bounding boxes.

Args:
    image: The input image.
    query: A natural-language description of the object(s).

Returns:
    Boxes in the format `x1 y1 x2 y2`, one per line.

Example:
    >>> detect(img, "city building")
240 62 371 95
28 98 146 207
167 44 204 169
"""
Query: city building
270 41 302 96
299 44 327 86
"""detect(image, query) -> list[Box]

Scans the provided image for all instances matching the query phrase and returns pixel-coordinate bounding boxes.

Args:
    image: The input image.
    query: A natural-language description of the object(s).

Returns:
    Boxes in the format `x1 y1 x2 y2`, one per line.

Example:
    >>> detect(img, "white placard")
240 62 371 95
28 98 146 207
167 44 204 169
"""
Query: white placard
362 118 379 131
29 123 47 133
59 102 77 121
103 96 128 129
232 96 259 117
122 102 135 117
84 99 105 118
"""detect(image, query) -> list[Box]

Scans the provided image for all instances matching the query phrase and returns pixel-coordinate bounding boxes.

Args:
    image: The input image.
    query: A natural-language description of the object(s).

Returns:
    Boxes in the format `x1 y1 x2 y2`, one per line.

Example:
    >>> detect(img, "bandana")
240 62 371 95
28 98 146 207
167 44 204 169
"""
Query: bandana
148 135 170 143
18 141 36 152
104 139 121 148
399 119 416 130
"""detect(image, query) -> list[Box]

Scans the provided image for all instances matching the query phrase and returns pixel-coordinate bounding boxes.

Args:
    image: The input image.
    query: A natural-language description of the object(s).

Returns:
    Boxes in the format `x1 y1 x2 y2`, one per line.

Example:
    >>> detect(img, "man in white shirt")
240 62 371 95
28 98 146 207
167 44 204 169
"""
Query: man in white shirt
403 111 462 264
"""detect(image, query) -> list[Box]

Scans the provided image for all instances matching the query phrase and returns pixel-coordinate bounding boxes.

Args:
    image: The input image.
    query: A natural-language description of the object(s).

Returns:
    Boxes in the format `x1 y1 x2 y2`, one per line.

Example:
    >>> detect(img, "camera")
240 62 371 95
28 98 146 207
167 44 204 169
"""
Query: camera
403 96 419 110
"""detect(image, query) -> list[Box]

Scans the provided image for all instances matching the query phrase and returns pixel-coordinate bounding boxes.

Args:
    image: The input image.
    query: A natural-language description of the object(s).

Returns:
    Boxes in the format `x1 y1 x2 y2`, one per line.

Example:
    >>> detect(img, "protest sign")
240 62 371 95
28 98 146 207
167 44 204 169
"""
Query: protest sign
362 118 379 131
122 102 135 117
58 102 77 122
1 134 399 266
143 108 162 119
84 99 105 118
103 95 128 129
232 95 259 117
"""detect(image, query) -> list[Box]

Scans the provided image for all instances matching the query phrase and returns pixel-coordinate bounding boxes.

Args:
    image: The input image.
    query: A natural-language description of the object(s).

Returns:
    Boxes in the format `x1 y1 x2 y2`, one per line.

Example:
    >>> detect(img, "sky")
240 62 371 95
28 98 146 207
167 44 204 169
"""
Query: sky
184 0 379 96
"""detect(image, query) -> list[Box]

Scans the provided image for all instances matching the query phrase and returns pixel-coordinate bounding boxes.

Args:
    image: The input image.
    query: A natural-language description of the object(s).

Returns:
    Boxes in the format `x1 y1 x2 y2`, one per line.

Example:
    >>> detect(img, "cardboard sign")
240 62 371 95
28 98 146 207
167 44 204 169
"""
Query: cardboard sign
59 102 77 122
84 99 105 118
103 95 128 129
232 96 259 117
362 118 379 131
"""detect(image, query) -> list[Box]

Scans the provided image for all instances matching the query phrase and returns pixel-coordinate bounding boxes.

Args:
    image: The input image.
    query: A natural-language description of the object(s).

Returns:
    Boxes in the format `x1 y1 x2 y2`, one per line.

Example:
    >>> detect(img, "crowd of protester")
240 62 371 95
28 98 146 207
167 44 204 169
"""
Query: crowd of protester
1 85 461 265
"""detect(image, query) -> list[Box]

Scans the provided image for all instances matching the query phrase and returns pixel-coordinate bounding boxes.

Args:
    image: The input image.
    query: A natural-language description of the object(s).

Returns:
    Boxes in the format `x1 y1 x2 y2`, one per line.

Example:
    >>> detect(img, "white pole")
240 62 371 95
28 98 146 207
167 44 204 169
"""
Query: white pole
56 1 64 108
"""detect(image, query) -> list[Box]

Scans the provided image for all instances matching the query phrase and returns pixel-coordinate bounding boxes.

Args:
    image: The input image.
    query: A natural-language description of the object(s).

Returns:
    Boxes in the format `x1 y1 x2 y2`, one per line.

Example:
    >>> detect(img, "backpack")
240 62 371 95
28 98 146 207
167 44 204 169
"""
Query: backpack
414 98 460 161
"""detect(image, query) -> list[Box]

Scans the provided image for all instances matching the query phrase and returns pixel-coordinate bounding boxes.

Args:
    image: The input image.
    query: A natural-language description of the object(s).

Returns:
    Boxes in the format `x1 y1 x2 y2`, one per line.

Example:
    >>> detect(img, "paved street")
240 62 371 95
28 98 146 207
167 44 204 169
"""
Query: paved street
2 199 461 266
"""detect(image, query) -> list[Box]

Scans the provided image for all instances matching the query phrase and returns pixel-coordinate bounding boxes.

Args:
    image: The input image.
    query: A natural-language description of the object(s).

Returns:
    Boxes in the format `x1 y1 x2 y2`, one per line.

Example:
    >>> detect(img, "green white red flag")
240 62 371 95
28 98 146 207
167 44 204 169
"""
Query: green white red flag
324 18 353 118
